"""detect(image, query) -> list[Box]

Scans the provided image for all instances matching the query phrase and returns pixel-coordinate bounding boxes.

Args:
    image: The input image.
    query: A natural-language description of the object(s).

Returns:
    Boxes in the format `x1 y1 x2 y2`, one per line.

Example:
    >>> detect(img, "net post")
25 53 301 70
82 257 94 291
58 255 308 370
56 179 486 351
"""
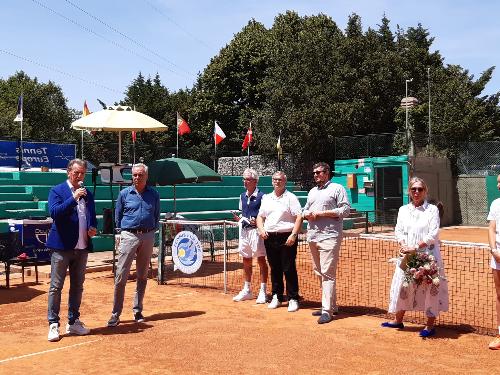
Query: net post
158 221 165 284
223 220 227 294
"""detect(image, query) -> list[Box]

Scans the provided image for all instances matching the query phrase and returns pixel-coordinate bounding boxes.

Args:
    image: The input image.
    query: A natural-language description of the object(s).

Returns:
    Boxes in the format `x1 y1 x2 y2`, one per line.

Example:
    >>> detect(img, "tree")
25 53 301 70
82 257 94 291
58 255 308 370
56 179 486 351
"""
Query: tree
0 71 74 142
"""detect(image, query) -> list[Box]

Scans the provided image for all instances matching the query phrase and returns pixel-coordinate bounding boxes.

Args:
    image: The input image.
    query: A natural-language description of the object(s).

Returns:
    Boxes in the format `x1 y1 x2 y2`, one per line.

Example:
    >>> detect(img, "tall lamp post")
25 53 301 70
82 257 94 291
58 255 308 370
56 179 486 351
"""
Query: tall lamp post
405 78 414 156
428 67 431 146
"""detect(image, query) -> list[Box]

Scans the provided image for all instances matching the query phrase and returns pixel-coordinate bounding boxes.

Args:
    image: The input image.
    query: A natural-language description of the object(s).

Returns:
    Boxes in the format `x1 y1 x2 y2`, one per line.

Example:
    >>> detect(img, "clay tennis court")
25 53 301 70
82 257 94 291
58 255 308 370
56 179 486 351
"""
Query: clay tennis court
0 226 498 373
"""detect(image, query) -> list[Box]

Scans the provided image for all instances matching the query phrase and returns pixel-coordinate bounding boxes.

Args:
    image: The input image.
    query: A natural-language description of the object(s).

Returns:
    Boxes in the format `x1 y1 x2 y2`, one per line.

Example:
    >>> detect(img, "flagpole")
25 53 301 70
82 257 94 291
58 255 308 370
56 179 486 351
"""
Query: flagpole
20 117 23 170
277 130 282 170
214 140 217 172
176 112 179 157
247 140 250 169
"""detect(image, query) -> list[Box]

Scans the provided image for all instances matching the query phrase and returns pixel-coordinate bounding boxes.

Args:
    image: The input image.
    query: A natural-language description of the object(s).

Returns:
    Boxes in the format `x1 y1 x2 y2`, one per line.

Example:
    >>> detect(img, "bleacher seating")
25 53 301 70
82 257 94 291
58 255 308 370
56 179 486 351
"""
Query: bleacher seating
0 170 309 252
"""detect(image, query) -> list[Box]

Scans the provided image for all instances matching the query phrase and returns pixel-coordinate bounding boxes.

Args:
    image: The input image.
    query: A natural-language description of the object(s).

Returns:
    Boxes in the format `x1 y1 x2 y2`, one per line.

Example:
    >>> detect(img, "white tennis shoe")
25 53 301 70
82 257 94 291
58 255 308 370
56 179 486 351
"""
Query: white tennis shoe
287 299 299 312
233 289 253 302
256 290 267 304
48 323 60 342
66 319 90 335
268 294 282 309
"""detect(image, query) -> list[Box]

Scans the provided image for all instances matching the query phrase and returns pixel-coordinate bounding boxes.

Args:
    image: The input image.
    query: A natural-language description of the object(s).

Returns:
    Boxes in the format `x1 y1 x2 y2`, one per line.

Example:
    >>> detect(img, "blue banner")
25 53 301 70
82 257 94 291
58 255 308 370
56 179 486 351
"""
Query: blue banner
0 140 76 168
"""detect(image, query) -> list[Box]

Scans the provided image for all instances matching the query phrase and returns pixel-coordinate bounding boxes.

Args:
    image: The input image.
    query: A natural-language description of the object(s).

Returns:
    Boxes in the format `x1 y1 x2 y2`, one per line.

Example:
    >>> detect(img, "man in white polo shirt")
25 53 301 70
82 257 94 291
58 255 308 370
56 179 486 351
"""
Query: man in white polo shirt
257 171 302 312
303 162 350 324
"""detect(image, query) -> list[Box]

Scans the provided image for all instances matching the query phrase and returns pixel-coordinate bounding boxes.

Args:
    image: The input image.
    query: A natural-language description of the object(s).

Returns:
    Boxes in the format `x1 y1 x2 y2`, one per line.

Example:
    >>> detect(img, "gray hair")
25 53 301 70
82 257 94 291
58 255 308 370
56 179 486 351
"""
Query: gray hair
243 168 259 181
273 170 287 182
67 159 87 172
132 163 148 173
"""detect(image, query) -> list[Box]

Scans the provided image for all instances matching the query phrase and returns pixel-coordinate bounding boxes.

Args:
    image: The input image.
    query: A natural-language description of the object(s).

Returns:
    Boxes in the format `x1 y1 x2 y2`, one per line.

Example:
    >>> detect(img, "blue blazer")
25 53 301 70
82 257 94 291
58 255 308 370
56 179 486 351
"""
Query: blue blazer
46 181 97 251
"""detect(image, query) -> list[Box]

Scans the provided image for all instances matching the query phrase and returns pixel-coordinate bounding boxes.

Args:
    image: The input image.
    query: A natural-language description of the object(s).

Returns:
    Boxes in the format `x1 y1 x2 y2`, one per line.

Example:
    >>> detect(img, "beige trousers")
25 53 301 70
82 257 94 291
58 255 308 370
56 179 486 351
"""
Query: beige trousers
308 237 342 315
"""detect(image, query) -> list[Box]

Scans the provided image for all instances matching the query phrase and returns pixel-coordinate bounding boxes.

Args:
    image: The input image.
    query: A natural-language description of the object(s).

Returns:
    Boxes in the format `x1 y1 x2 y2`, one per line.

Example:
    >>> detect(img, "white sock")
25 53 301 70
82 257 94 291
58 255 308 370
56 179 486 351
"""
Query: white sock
244 281 251 291
260 283 266 292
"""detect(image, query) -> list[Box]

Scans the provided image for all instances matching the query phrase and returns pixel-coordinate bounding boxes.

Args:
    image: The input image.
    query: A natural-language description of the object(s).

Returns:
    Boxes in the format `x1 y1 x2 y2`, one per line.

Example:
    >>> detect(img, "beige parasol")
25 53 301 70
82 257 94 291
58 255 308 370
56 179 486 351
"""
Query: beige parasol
71 105 168 163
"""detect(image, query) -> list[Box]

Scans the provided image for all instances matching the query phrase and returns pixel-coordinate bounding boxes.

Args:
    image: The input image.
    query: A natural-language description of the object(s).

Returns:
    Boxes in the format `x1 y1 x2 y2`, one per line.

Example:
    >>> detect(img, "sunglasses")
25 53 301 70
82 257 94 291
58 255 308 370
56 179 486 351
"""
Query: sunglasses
272 178 283 181
410 187 424 192
313 170 325 175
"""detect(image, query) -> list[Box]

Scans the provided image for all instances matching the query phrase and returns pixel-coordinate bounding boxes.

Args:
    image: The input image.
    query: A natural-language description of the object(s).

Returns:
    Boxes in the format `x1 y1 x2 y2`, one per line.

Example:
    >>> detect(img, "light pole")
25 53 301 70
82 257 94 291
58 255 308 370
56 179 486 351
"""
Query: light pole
405 78 413 156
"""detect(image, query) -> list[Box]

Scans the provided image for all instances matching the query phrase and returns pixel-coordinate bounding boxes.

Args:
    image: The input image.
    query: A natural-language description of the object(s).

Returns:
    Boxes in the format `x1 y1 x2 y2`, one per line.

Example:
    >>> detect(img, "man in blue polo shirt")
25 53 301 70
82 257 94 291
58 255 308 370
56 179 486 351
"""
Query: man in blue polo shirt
107 163 160 327
232 168 268 304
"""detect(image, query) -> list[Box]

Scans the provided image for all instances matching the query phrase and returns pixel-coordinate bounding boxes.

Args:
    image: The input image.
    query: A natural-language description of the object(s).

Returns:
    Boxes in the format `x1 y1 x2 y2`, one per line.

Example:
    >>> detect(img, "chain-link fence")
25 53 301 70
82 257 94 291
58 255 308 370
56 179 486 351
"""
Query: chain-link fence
156 219 497 336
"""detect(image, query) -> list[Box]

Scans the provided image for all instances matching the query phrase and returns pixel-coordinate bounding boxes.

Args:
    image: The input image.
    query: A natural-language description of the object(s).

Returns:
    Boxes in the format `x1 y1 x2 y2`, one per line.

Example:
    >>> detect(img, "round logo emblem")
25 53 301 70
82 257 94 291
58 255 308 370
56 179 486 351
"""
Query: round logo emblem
172 231 203 274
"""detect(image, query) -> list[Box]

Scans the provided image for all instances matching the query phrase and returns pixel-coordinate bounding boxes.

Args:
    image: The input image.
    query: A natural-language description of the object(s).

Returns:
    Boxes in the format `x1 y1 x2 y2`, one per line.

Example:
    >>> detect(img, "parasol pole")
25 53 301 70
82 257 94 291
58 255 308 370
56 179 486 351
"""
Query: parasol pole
81 130 84 159
118 131 122 164
173 185 177 215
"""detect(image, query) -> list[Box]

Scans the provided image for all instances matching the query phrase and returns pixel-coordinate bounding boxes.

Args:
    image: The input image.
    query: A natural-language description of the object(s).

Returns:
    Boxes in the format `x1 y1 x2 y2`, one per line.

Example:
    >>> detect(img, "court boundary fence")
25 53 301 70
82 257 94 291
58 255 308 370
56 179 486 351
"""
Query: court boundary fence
158 220 496 336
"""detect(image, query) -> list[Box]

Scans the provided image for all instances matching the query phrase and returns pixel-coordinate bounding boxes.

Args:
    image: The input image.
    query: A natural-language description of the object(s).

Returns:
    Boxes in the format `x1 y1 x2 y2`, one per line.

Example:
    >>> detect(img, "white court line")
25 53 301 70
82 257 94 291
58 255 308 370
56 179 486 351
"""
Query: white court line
173 292 194 297
0 339 101 364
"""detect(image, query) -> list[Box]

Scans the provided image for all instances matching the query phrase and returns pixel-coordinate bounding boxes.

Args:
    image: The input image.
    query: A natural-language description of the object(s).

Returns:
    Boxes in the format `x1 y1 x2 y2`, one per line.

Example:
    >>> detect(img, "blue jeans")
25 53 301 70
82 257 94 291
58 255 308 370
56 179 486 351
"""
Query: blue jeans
47 249 89 325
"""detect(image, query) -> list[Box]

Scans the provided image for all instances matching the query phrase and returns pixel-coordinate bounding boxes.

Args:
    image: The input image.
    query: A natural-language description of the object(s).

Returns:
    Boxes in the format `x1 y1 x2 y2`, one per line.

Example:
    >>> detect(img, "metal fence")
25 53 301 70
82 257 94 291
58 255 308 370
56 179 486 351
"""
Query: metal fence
157 219 497 336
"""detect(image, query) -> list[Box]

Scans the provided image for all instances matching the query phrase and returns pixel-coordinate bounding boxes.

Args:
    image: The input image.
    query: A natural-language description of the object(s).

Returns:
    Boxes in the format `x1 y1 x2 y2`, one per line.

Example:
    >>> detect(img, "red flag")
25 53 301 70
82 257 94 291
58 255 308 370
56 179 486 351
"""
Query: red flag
177 112 191 135
242 124 252 150
214 121 226 145
132 131 137 143
83 100 91 117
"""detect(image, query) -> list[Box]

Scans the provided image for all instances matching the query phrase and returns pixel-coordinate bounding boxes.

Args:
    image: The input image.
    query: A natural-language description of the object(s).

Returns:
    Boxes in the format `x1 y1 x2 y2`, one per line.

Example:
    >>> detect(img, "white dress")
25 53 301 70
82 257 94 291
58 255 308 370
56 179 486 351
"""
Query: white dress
388 201 449 317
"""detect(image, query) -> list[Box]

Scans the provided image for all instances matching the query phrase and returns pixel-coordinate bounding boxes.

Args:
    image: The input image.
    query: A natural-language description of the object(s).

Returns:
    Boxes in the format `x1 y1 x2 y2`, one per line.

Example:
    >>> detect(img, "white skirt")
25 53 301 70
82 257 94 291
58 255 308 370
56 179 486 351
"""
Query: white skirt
388 258 449 317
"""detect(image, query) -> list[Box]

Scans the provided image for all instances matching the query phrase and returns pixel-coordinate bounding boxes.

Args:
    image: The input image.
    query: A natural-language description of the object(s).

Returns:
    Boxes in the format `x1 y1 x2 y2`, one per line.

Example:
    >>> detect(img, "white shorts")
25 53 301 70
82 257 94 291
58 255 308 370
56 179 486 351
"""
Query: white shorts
238 227 266 258
491 255 500 270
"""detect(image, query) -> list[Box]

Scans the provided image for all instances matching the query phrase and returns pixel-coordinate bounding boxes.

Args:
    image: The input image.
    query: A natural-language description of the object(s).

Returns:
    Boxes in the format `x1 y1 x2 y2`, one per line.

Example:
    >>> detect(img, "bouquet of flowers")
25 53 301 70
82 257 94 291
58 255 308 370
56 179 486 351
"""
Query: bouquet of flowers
402 251 440 288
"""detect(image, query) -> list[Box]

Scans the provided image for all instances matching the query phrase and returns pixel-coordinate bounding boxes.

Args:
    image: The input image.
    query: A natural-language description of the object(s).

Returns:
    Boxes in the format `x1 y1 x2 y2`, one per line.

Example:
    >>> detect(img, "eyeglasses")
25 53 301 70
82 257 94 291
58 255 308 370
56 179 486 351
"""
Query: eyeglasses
242 178 256 182
272 178 283 182
313 170 325 175
410 187 424 192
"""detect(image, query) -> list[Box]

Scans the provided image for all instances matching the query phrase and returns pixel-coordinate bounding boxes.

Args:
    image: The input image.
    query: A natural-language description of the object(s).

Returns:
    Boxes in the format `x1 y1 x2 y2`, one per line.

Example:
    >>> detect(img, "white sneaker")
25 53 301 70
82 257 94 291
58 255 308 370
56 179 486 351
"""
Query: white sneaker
66 319 90 336
288 299 299 312
256 290 267 304
48 323 60 342
233 289 253 302
268 294 282 309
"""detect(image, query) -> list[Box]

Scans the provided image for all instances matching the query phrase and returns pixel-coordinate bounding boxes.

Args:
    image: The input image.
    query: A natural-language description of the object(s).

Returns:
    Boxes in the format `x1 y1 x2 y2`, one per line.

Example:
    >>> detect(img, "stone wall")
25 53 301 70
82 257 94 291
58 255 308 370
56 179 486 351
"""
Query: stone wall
217 154 295 177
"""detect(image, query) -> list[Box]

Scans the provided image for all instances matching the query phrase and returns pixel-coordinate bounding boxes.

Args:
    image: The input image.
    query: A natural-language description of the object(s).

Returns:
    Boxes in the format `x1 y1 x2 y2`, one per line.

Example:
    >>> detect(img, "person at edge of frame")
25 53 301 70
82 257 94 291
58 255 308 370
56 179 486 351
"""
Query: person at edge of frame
486 174 500 350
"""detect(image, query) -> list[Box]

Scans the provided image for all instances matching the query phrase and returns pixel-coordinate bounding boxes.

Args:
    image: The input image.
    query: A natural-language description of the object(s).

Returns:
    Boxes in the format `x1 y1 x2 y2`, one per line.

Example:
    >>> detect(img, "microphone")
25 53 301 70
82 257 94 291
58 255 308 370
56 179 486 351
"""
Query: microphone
78 181 87 200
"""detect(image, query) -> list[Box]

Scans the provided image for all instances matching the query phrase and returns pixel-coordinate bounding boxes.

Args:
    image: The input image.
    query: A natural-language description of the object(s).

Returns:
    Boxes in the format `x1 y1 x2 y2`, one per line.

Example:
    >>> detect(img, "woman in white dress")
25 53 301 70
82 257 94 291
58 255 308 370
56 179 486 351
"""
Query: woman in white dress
381 177 449 337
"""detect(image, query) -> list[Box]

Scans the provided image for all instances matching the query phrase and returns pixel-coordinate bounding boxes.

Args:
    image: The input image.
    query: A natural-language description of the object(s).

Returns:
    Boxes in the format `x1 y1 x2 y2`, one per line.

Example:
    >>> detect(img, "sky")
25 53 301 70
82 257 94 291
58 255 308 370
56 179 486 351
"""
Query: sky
1 0 499 112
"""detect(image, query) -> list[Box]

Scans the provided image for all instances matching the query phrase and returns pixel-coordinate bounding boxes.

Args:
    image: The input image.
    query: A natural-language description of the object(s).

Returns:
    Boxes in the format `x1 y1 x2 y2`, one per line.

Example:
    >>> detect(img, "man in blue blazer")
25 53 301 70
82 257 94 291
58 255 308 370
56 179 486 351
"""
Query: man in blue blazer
46 159 97 342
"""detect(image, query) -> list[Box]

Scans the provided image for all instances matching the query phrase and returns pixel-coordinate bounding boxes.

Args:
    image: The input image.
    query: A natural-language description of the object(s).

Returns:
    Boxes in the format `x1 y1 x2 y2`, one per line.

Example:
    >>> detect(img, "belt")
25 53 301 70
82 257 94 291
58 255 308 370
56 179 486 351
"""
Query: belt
267 231 292 237
124 228 155 234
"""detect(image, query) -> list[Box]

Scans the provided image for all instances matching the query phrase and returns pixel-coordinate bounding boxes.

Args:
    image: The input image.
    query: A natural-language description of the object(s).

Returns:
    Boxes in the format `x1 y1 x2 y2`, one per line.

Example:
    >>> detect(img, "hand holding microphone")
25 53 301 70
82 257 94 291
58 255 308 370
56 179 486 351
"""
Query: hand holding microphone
73 181 87 201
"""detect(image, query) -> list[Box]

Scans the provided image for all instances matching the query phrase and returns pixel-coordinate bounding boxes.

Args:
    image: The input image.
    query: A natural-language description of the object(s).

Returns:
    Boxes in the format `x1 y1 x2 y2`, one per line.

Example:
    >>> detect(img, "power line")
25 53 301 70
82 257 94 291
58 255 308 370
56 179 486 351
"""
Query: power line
30 0 191 79
0 48 122 94
63 0 195 76
142 0 214 50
